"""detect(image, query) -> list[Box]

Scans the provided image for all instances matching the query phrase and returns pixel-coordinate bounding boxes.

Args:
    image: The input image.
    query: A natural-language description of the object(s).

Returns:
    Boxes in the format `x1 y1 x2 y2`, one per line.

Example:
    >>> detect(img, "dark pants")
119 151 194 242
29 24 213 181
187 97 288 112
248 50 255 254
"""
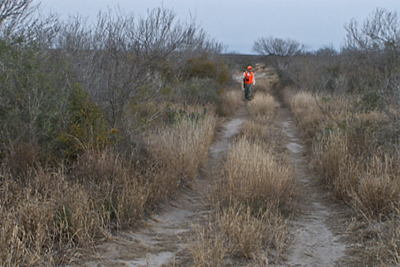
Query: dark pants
244 83 253 100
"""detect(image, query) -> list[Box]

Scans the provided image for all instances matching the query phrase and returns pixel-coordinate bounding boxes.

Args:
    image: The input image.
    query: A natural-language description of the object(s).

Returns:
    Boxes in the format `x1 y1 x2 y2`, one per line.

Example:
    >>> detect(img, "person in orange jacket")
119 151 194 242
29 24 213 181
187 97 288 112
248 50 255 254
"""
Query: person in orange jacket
242 65 255 100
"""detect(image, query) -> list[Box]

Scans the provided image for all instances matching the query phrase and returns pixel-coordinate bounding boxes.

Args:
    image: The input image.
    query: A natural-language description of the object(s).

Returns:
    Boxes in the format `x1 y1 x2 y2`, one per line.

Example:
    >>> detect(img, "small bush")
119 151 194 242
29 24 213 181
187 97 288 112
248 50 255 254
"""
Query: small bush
186 56 229 85
360 90 385 112
178 78 222 105
60 84 111 160
0 40 71 166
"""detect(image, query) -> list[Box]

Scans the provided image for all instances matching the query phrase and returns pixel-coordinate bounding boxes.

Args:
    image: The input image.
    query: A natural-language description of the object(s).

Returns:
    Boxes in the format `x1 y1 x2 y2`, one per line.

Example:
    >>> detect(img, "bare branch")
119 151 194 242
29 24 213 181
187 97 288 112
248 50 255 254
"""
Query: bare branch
253 36 308 57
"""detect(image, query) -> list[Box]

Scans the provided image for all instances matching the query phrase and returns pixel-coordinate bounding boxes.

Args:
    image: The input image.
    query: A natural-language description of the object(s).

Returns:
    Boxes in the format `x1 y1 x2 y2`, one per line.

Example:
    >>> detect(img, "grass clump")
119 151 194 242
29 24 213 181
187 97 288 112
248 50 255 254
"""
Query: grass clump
247 92 279 125
144 105 217 203
215 136 295 213
189 205 288 266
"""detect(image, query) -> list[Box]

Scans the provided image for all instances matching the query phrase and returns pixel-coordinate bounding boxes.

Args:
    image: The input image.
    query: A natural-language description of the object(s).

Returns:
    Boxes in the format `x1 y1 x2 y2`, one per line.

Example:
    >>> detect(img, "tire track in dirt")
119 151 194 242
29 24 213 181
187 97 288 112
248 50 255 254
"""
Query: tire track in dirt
276 106 348 267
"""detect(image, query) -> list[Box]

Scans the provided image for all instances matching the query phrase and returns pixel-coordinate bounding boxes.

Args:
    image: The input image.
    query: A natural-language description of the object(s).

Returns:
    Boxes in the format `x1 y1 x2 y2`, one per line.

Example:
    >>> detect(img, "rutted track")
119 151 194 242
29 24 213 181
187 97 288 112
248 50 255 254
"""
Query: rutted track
277 108 348 267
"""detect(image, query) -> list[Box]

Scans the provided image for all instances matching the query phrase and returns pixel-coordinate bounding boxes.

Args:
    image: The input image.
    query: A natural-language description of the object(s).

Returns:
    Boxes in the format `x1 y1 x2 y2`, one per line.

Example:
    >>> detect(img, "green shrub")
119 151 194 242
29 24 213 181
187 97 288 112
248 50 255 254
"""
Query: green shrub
0 40 71 165
360 90 385 112
178 78 222 105
59 84 111 159
186 56 229 85
165 107 207 125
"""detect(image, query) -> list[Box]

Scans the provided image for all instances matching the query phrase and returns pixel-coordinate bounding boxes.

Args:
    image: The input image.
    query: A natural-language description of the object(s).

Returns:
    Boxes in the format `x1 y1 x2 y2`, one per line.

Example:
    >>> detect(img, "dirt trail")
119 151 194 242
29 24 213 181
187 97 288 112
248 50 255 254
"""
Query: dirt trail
277 107 348 267
80 68 350 267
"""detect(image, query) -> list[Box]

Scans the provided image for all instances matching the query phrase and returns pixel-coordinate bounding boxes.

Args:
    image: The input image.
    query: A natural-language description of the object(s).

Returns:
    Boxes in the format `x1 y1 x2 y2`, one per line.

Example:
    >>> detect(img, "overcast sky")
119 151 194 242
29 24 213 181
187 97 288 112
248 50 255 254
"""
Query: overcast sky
34 0 399 54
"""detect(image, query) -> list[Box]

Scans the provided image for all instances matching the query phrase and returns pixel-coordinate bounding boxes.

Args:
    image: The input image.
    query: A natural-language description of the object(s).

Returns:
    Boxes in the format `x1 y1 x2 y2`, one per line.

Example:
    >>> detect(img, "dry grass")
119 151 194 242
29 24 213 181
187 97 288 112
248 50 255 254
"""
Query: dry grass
218 89 243 117
312 118 400 218
215 136 296 213
284 89 350 141
145 105 217 191
189 205 288 266
312 129 351 200
286 87 400 265
238 120 283 153
0 168 106 266
0 103 218 265
285 90 325 140
247 92 279 125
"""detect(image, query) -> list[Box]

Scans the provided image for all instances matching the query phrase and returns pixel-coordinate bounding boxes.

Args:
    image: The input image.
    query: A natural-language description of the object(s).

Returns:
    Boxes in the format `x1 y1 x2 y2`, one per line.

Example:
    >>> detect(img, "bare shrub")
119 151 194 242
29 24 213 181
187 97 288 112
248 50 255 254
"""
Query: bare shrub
253 37 308 57
177 78 222 105
185 55 230 85
253 37 308 86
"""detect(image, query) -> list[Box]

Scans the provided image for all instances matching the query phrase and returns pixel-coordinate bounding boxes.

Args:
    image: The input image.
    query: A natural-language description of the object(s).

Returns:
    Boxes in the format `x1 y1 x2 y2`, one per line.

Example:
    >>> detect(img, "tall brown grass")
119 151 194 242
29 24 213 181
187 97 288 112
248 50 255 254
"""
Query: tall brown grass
247 92 279 125
217 89 243 116
284 89 349 141
0 103 218 265
189 204 288 266
285 87 400 265
215 136 295 213
238 120 283 152
145 104 217 199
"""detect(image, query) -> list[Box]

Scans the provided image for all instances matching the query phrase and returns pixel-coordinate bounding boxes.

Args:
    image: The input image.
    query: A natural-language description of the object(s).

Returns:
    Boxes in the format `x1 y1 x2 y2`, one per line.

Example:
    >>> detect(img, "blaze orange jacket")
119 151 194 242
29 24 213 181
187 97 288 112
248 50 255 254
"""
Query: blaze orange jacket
243 71 254 84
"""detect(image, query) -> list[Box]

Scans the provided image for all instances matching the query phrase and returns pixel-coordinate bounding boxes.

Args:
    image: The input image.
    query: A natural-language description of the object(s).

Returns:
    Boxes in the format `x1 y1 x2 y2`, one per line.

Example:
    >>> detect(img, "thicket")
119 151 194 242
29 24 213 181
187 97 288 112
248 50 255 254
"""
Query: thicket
0 1 234 265
255 8 400 265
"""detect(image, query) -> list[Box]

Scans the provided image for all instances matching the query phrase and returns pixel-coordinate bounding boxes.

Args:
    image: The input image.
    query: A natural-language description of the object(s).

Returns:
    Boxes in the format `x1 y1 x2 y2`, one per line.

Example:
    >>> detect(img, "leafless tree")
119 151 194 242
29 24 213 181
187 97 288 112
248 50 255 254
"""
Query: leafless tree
0 0 37 38
252 36 308 85
343 8 400 99
0 0 33 22
253 36 308 57
345 8 400 52
54 6 222 134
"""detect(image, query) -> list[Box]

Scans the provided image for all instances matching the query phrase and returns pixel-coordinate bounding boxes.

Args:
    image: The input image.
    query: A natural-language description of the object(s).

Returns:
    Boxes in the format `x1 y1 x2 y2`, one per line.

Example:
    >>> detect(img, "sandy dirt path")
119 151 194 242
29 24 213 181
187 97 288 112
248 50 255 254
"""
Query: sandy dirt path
277 107 348 267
